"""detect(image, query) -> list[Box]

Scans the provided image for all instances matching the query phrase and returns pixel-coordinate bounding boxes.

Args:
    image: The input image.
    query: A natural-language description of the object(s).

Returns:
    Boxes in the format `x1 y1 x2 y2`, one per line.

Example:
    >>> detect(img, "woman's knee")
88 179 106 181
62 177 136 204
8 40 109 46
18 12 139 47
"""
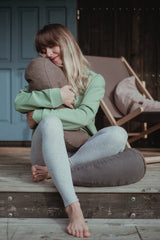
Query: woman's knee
39 115 63 133
112 126 128 149
103 126 128 146
113 126 127 141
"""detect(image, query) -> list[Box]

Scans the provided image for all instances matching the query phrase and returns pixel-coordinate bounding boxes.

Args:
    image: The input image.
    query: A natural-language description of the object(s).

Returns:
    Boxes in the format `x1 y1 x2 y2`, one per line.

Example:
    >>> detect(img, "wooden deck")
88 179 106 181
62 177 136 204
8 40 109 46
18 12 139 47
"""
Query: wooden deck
1 218 160 240
0 147 160 239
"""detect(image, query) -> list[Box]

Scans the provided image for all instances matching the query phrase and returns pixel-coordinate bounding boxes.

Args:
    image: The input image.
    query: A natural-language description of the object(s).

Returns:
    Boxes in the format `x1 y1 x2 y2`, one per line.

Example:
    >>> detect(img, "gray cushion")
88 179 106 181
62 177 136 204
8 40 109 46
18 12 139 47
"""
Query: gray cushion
71 148 146 187
114 76 160 115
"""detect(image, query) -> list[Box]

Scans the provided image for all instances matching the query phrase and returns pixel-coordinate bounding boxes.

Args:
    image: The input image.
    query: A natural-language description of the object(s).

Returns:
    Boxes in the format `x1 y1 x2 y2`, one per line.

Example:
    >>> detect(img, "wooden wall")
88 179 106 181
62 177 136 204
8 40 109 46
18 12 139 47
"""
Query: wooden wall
77 0 160 147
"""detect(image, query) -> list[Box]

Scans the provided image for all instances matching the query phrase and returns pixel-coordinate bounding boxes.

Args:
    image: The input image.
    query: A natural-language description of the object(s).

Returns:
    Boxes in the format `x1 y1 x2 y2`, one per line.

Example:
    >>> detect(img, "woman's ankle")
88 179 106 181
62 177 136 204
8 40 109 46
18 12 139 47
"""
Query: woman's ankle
65 201 82 217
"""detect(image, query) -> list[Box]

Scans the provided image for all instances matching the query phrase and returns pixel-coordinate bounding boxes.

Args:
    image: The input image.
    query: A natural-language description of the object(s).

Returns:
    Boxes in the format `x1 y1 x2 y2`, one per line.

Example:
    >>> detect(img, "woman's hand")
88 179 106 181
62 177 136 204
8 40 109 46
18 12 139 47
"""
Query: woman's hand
27 111 37 129
60 85 75 109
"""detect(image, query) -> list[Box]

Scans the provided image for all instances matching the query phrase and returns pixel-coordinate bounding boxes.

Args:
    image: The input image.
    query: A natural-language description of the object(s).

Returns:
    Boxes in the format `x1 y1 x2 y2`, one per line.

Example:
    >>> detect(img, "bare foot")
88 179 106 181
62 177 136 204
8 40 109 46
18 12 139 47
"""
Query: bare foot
31 165 51 182
65 201 91 238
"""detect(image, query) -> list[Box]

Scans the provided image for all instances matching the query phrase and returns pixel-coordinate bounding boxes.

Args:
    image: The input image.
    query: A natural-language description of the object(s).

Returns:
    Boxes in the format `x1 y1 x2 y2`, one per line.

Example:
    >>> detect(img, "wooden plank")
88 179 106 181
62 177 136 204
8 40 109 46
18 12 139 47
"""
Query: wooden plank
79 193 160 219
0 163 160 193
138 148 160 156
129 123 160 144
0 141 31 147
0 147 160 164
0 147 160 219
1 218 160 240
136 226 160 240
100 100 131 147
145 156 160 164
121 57 153 100
1 191 160 219
0 147 160 194
0 147 30 154
139 148 160 164
100 99 118 126
0 147 30 165
116 107 143 126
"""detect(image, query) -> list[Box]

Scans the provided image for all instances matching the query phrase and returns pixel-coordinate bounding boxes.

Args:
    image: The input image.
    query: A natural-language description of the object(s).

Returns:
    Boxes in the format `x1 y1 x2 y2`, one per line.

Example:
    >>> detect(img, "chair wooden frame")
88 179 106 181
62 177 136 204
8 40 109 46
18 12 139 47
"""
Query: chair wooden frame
98 57 160 164
100 57 160 142
86 55 160 163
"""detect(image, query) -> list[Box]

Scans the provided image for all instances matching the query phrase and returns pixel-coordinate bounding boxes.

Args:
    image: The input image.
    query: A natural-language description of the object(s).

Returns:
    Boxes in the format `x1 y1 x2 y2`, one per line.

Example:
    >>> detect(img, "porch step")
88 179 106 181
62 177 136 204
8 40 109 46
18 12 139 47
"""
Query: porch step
0 147 160 219
1 218 160 240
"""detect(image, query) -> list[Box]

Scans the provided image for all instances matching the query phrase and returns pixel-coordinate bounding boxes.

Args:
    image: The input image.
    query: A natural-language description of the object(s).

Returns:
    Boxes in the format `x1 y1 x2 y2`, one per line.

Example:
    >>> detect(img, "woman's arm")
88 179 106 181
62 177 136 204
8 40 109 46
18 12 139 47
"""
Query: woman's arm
32 73 105 130
14 86 64 113
14 85 75 113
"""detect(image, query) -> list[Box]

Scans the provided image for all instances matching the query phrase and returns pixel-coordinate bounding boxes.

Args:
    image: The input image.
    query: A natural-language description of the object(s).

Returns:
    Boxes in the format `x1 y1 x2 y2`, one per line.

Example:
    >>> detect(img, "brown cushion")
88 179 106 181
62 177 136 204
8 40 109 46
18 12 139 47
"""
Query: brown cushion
64 130 90 151
25 56 67 91
25 56 90 151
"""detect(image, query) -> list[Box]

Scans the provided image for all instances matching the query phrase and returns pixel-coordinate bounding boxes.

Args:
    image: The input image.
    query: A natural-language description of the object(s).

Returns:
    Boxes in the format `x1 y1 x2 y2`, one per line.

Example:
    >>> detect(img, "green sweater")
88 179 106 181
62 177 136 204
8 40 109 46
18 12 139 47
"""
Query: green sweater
14 70 105 136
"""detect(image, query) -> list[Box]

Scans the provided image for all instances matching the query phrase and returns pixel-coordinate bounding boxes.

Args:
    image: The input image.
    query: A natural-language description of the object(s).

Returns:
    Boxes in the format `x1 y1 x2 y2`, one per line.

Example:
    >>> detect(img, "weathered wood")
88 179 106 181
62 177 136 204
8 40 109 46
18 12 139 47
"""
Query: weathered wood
139 148 160 157
1 218 160 240
100 99 118 126
0 141 31 147
0 147 160 219
116 107 144 126
0 147 30 155
1 192 160 219
0 163 160 193
78 2 160 147
100 100 131 148
136 225 160 240
0 192 65 218
0 147 31 165
121 57 153 100
129 123 160 144
145 156 160 164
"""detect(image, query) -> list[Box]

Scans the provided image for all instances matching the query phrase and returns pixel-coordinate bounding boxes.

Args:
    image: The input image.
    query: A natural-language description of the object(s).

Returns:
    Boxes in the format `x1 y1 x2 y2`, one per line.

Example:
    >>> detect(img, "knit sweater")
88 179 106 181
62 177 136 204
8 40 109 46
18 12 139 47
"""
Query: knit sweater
14 70 105 136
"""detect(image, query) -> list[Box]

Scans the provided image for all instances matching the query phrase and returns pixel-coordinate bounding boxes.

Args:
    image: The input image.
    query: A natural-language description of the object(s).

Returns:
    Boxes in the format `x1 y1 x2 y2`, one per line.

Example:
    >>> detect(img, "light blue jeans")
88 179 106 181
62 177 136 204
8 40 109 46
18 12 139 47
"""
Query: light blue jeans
30 116 128 207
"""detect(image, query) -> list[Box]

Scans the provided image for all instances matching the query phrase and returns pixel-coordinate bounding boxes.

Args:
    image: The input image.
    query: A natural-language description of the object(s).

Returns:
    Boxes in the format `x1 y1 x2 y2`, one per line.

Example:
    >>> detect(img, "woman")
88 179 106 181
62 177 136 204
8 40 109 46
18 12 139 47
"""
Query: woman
14 24 128 238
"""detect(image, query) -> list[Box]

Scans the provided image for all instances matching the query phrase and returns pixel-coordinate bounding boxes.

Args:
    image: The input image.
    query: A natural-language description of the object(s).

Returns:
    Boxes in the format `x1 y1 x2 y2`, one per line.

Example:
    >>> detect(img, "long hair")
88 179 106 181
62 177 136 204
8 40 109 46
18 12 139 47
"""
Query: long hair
35 24 90 93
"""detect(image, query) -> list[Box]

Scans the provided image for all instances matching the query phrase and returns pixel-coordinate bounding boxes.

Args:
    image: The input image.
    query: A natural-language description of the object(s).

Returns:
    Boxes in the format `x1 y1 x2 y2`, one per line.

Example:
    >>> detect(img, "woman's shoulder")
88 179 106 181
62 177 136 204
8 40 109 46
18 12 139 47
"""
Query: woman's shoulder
88 70 105 86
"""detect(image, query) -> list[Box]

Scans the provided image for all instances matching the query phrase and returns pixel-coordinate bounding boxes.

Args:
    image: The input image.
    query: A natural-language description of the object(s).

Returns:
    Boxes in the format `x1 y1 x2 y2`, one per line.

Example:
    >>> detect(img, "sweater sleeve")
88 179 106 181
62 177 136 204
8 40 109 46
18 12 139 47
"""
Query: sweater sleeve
33 73 105 130
14 86 64 113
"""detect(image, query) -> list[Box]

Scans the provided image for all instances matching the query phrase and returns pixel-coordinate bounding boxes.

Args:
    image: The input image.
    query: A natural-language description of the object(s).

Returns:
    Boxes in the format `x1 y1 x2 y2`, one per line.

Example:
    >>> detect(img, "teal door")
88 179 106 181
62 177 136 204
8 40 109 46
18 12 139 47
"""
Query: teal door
0 0 76 141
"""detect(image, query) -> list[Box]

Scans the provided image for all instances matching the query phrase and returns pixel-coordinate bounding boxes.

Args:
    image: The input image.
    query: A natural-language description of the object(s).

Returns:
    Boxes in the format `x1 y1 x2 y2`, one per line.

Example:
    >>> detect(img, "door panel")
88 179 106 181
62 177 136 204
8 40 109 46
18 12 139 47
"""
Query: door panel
0 8 11 62
0 0 76 141
0 70 11 122
18 7 39 60
47 7 66 24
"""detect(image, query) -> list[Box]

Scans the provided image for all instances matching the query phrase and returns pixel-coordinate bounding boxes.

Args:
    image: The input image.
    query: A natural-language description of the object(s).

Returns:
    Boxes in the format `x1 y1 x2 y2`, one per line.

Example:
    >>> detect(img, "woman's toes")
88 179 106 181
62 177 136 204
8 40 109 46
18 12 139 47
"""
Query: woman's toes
72 229 76 237
78 231 84 238
66 226 72 235
84 229 91 238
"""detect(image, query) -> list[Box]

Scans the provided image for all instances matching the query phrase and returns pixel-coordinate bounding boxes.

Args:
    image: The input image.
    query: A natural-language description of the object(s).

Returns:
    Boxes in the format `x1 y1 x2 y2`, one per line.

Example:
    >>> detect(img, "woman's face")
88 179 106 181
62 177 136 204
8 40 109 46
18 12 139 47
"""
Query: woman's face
42 46 63 66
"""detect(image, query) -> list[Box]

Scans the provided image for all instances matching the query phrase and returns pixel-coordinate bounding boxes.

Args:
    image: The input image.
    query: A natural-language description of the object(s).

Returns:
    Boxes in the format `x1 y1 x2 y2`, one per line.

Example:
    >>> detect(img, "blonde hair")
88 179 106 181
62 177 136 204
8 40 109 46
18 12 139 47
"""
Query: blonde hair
35 24 90 93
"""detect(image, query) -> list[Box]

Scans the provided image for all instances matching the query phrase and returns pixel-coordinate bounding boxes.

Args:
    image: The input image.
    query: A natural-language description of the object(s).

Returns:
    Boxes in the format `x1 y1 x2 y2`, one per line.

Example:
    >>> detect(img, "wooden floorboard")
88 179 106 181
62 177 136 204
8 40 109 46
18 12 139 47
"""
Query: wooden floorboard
0 147 31 165
0 147 160 219
0 146 160 193
0 147 160 163
0 163 160 193
0 218 160 240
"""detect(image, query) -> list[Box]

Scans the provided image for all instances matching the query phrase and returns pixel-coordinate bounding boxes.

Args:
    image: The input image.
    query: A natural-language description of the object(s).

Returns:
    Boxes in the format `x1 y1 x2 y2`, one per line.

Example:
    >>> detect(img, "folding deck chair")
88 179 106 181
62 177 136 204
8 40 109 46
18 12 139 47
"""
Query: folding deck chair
85 55 160 164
